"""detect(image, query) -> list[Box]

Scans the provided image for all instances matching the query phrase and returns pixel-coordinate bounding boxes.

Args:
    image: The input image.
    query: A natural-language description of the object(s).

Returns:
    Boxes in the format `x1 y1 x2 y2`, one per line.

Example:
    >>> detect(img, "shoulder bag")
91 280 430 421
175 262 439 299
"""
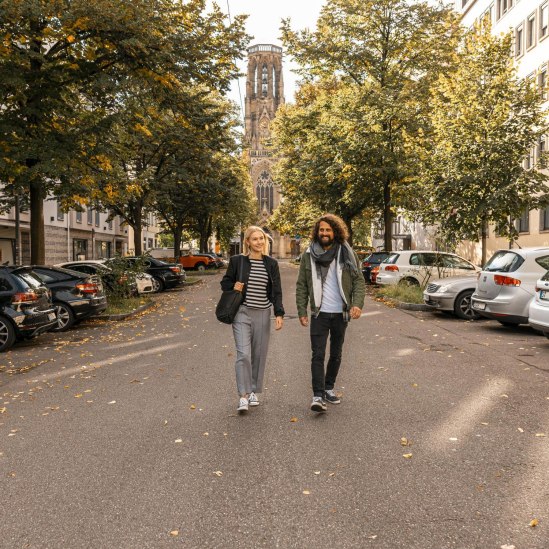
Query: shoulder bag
215 255 245 324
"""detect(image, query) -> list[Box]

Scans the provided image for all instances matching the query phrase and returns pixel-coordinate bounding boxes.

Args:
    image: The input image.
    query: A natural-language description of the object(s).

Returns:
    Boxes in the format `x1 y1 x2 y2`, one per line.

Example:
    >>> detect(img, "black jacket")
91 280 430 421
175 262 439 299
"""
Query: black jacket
221 254 285 317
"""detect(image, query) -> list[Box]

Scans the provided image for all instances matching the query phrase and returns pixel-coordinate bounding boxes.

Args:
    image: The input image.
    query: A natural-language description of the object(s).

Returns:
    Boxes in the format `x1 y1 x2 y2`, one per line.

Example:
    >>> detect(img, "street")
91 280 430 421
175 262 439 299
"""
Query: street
1 262 548 549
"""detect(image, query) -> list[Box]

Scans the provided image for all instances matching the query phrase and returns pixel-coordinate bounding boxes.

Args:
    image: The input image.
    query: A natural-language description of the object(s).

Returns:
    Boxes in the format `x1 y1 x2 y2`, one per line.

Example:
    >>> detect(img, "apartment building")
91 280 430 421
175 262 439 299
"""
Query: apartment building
456 0 549 260
0 196 129 265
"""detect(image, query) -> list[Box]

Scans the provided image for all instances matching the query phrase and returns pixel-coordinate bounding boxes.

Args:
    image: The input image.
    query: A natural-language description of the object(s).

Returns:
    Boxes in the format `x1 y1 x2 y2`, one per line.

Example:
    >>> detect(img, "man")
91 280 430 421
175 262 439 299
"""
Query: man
296 214 366 412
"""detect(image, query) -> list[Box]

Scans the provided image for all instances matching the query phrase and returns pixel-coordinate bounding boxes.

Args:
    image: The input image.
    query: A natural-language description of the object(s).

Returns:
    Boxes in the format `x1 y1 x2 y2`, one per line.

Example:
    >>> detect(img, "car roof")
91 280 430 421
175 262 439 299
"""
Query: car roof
492 247 549 258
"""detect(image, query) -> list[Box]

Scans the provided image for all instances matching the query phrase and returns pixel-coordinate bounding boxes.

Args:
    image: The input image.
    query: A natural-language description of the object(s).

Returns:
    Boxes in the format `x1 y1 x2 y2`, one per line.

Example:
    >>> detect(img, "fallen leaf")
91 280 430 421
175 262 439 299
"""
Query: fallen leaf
529 519 538 527
400 437 410 446
174 439 183 443
302 490 310 495
368 535 378 540
535 433 546 437
108 400 116 404
518 428 524 433
314 471 321 475
290 417 298 423
74 394 83 398
203 432 209 436
403 453 413 459
213 471 223 477
170 530 179 537
190 404 196 410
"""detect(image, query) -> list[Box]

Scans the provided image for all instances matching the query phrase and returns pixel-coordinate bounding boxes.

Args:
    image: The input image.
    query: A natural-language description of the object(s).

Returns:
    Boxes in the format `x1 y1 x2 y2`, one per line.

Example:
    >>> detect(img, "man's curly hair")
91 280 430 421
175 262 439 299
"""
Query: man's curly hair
311 213 350 245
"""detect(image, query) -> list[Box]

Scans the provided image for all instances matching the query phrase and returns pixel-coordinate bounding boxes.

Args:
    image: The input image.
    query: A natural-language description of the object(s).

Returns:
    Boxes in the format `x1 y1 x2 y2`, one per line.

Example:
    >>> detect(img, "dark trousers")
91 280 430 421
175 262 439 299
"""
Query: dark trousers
310 312 347 397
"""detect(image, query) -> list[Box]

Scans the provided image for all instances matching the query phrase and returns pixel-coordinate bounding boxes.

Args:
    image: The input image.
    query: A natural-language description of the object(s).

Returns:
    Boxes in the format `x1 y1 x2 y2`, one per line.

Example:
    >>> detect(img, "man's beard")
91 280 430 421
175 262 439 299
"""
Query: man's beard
320 235 334 247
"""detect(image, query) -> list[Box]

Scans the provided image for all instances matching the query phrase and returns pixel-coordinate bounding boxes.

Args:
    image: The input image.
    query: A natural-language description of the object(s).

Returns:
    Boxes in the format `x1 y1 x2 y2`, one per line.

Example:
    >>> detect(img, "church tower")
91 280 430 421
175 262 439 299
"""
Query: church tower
244 44 291 258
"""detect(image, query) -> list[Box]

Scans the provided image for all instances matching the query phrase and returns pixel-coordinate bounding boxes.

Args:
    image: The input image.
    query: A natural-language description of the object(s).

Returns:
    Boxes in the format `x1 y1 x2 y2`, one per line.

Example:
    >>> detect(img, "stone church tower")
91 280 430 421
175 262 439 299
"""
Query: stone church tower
244 44 291 258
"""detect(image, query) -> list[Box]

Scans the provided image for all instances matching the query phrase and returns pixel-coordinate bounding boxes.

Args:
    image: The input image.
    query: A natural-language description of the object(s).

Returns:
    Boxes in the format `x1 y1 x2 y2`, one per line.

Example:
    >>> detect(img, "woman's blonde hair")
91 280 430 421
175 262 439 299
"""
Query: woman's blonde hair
243 225 271 255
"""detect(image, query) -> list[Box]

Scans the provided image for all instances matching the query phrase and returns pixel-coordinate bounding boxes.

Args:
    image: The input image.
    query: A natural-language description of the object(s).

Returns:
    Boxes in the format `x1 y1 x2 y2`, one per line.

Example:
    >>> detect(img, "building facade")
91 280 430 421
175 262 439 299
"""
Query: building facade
456 0 549 261
244 44 292 258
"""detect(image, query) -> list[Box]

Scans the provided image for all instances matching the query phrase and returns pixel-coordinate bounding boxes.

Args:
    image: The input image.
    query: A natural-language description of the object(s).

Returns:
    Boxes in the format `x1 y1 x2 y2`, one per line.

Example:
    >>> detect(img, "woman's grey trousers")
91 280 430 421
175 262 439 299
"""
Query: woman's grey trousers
232 305 271 396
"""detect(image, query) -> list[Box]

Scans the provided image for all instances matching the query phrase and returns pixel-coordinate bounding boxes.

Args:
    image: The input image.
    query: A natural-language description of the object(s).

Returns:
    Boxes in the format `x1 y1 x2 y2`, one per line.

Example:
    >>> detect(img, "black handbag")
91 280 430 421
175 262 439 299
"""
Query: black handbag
215 255 245 324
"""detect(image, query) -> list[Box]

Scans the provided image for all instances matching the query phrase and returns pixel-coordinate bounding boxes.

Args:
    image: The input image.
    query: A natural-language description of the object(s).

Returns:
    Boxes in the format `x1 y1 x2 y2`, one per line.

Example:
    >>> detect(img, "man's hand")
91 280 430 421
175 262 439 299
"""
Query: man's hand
275 316 283 330
299 316 309 327
350 306 362 320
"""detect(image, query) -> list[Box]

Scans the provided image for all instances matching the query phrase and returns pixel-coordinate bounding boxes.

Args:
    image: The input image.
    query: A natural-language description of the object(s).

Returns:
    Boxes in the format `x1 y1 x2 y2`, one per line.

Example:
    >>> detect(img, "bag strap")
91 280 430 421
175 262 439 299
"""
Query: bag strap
237 254 245 283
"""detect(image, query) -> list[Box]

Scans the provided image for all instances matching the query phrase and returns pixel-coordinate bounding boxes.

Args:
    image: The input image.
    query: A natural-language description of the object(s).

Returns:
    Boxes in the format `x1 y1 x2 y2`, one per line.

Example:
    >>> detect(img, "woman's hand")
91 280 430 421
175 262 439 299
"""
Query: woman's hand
275 316 283 330
234 282 244 292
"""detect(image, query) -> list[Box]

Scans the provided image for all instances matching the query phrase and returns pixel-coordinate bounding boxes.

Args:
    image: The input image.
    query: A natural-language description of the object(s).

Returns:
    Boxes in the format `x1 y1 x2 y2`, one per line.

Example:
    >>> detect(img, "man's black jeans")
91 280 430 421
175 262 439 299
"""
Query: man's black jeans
310 312 347 397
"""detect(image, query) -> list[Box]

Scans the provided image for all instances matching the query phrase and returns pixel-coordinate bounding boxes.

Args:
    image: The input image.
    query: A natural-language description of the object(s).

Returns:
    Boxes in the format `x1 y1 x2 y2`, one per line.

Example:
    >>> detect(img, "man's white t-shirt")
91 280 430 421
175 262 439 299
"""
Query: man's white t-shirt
320 261 344 313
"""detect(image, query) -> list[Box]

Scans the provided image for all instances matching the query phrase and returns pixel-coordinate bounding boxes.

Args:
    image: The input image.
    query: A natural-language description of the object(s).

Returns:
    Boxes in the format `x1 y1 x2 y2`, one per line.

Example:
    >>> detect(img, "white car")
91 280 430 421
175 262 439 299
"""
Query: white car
376 251 479 287
55 260 155 294
528 272 549 338
471 248 549 326
423 274 481 320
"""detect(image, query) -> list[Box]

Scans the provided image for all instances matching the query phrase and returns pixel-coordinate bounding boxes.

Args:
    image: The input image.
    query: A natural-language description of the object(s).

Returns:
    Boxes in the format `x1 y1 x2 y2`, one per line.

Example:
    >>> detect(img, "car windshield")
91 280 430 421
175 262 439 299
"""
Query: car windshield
483 251 524 273
366 253 389 263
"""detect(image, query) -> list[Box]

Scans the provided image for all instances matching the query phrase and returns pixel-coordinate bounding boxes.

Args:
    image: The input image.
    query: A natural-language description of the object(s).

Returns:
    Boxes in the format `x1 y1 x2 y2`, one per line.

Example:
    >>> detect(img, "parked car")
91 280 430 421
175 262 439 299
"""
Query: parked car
31 266 107 331
119 257 185 292
55 260 154 295
528 271 549 338
200 253 227 268
376 251 479 287
471 248 549 326
362 251 390 283
370 265 380 284
177 252 217 271
0 266 57 351
423 274 481 320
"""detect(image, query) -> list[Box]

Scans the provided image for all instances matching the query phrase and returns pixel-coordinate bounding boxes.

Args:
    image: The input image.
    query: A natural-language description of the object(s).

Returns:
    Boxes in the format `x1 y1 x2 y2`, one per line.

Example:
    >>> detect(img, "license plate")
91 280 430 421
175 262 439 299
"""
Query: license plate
541 290 547 300
473 301 486 311
48 312 56 321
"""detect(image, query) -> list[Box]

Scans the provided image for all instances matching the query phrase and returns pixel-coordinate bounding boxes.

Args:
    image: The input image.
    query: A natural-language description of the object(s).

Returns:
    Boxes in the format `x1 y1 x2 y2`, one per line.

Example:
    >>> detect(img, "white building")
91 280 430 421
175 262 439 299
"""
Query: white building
456 0 549 261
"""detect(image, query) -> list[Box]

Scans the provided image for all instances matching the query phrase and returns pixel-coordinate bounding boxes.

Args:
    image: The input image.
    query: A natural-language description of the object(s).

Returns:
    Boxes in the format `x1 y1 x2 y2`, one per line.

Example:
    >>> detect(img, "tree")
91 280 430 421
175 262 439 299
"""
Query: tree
0 0 248 262
281 0 460 250
414 24 549 264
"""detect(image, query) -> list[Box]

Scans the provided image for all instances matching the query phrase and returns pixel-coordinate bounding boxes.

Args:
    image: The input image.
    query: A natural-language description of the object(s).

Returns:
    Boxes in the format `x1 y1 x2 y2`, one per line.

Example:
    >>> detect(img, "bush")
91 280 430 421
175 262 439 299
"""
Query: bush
376 284 424 304
104 256 147 299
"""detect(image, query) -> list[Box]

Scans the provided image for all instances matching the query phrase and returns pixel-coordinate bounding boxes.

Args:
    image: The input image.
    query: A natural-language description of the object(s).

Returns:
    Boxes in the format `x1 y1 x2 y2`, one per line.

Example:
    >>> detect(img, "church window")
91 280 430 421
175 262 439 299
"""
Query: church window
262 64 268 96
256 169 274 213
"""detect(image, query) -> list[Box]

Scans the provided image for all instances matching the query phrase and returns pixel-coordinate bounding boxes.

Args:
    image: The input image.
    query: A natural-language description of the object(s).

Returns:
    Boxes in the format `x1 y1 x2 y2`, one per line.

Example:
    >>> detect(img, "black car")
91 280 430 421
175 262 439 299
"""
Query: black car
31 266 108 332
362 252 390 283
119 257 185 292
0 266 58 351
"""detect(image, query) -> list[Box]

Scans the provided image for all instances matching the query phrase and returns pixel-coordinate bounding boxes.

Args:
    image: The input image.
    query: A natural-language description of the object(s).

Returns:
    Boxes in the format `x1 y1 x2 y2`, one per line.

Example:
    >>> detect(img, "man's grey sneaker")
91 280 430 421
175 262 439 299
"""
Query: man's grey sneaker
324 389 341 404
248 392 259 406
237 397 249 412
311 396 327 412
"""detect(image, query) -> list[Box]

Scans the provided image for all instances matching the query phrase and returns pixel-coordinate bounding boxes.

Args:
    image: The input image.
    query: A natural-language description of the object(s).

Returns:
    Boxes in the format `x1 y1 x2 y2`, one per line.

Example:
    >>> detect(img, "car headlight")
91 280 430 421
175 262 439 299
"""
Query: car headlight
437 285 451 293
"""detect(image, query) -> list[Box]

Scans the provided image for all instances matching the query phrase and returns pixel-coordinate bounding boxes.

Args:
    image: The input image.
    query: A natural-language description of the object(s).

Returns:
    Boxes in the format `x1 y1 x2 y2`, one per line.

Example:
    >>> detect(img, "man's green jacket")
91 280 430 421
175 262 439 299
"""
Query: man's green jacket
296 248 366 318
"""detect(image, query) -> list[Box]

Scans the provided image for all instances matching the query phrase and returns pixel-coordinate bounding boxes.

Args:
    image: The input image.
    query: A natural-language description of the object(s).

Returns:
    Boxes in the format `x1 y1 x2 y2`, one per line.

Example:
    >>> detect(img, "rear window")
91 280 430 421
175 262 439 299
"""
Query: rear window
15 271 44 290
535 256 549 271
483 251 524 273
542 270 549 282
0 277 13 291
383 253 399 264
367 252 390 263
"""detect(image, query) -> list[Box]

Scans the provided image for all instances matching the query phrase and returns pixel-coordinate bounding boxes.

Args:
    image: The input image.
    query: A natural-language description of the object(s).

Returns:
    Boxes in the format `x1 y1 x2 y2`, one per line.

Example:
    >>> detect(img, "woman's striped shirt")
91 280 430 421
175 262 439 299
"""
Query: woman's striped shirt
243 258 271 309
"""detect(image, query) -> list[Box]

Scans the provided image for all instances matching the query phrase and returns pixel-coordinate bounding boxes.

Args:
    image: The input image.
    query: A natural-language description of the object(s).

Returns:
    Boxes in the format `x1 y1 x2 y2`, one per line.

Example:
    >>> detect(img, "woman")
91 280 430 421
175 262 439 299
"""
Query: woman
221 226 284 412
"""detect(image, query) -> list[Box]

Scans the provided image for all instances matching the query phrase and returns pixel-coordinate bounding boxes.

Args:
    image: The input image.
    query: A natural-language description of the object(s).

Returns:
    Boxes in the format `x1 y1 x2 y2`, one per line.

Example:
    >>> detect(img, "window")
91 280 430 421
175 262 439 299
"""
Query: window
525 146 536 169
261 64 268 97
540 67 548 99
87 208 93 225
57 202 64 221
515 208 530 233
538 135 547 160
536 256 549 270
527 13 536 48
73 239 87 260
95 240 111 259
256 169 274 214
541 3 549 39
484 251 524 272
497 0 513 19
76 210 82 223
515 25 524 56
95 211 100 227
542 206 549 230
108 218 113 230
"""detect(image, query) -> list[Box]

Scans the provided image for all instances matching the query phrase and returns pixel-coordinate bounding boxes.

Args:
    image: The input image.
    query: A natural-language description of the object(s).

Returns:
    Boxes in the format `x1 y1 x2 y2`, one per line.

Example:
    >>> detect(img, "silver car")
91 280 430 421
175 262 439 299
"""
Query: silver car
471 248 549 326
423 274 481 320
528 272 549 338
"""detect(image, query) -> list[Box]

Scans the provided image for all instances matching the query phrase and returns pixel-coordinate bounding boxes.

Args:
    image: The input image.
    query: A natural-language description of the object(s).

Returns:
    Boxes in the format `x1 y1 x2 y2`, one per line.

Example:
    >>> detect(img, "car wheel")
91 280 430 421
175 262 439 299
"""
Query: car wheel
398 277 419 287
196 262 206 272
151 277 164 292
51 303 76 332
0 316 16 352
453 290 480 320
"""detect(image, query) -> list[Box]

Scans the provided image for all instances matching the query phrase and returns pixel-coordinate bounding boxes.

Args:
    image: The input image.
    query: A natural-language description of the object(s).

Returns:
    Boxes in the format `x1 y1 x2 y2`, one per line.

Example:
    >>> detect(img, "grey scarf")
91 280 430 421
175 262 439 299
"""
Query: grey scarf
309 241 358 285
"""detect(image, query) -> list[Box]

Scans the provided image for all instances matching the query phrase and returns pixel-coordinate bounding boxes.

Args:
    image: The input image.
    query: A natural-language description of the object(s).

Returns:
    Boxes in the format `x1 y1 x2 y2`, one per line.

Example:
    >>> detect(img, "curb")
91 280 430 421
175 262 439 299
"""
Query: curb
390 299 430 312
93 300 156 321
183 279 203 286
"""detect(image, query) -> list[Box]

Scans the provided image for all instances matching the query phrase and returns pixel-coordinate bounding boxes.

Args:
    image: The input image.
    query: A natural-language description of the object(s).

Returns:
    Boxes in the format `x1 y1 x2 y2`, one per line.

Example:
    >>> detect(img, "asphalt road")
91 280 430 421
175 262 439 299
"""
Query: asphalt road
1 262 548 549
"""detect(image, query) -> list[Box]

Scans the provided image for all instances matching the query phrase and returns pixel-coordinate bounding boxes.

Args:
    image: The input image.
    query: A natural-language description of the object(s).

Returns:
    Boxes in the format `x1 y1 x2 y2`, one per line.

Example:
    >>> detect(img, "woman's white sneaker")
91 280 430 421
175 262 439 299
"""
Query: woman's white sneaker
237 397 249 412
248 392 259 406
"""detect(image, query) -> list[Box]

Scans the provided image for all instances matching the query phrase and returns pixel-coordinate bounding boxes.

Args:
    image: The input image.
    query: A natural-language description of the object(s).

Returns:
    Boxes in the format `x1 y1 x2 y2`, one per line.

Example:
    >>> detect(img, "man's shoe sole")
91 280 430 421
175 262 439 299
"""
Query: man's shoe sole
311 403 327 413
325 398 340 405
248 402 259 407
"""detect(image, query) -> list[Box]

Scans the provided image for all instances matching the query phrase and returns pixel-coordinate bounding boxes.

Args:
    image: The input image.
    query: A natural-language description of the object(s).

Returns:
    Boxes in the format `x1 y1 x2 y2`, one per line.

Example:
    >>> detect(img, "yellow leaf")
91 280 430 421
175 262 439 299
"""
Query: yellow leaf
529 519 538 527
302 490 310 495
400 437 410 446
170 530 179 537
314 471 321 475
67 35 75 43
74 394 83 398
190 404 196 410
403 453 413 459
174 439 183 444
535 433 546 437
213 471 223 477
290 417 298 423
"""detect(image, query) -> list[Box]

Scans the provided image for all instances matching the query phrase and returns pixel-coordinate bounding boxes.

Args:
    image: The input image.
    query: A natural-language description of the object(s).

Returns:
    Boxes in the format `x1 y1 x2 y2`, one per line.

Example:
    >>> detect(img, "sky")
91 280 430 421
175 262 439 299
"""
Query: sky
207 0 326 118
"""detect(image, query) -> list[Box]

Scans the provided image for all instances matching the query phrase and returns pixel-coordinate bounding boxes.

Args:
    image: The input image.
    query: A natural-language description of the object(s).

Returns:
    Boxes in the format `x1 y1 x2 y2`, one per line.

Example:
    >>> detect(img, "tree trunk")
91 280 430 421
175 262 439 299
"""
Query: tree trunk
383 178 392 252
173 225 183 260
30 180 45 264
481 217 488 266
